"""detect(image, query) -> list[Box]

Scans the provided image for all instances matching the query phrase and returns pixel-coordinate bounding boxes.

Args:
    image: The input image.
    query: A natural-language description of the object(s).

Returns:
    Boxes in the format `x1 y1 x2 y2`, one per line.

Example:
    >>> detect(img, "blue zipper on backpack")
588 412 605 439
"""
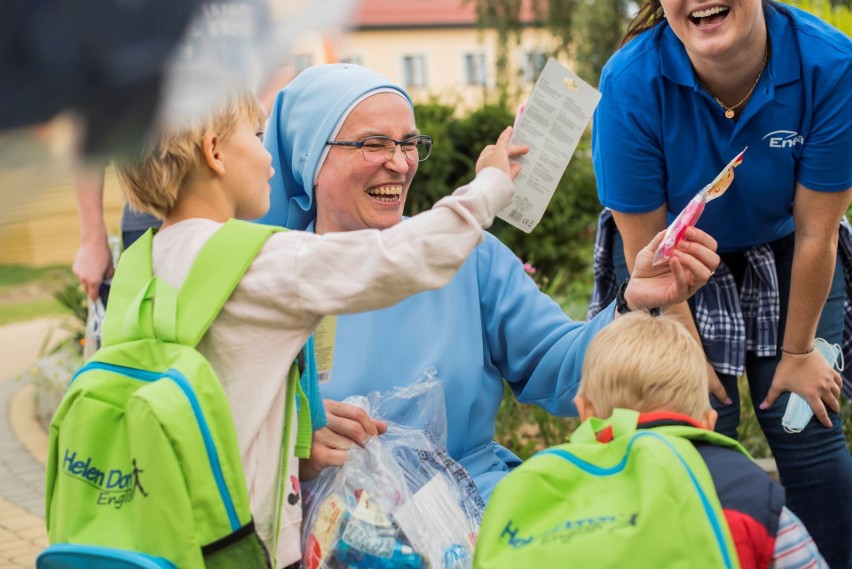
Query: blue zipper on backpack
69 361 241 532
538 431 734 569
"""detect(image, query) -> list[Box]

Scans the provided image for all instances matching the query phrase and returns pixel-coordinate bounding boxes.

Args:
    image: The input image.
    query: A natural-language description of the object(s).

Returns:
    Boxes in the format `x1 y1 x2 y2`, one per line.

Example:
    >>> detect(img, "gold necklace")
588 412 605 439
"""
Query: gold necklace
703 46 769 119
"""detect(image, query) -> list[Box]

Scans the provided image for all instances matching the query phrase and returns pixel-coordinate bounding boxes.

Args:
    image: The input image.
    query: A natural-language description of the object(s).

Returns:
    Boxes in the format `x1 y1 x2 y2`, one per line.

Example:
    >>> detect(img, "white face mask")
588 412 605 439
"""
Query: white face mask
781 338 845 434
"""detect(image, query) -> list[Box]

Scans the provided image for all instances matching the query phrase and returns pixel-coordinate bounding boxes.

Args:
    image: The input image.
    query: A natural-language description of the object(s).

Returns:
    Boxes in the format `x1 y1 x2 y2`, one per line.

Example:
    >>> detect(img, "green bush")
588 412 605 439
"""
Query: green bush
410 101 601 288
408 102 515 215
405 102 461 216
490 137 599 299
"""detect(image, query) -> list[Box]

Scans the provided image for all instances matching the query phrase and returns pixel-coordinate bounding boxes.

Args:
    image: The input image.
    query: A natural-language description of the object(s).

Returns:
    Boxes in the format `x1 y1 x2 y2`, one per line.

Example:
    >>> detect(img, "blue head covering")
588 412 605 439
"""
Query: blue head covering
257 64 413 230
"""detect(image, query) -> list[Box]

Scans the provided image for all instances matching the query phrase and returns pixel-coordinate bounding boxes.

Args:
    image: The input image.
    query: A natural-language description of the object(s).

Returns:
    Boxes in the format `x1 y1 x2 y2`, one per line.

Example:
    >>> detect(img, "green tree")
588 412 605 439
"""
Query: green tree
470 0 527 97
408 102 516 216
470 0 580 97
571 0 631 86
406 102 460 216
409 100 600 289
783 0 852 32
471 0 629 92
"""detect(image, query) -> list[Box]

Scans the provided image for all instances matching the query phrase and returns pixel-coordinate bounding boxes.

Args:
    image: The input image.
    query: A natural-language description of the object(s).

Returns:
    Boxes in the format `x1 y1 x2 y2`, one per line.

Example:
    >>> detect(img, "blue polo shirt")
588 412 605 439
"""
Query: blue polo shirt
593 4 852 253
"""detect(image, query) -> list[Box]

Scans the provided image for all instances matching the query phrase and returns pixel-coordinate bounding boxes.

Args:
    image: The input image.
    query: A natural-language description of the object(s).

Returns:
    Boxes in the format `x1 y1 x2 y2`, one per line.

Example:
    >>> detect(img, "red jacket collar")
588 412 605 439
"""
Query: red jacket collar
594 411 705 443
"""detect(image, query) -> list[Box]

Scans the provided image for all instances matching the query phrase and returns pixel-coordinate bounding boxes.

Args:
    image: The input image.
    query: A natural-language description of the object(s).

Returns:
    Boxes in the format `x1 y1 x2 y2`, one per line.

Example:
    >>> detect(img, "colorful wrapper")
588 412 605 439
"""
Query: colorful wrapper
652 147 746 266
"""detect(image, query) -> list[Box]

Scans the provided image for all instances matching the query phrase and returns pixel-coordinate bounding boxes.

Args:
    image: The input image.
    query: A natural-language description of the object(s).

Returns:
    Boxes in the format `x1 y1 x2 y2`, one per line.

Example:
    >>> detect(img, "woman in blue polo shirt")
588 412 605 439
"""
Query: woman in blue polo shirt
590 1 852 566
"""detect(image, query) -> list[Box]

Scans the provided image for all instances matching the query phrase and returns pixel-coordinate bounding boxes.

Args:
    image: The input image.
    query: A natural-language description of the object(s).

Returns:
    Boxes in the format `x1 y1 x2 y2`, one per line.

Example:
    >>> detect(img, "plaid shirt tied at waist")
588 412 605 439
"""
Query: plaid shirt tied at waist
588 209 852 399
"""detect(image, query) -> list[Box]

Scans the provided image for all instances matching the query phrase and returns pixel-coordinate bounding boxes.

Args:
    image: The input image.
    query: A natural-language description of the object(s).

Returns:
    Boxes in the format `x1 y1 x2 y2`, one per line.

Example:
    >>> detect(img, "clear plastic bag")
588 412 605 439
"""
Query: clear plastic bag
83 298 105 361
83 235 120 361
302 370 484 569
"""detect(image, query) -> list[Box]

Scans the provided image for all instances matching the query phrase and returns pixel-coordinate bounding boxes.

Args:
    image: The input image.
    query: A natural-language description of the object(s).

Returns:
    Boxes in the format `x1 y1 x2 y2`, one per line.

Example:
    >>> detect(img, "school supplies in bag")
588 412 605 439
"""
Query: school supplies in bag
82 235 121 360
83 298 105 361
302 373 484 569
473 408 746 569
38 220 312 569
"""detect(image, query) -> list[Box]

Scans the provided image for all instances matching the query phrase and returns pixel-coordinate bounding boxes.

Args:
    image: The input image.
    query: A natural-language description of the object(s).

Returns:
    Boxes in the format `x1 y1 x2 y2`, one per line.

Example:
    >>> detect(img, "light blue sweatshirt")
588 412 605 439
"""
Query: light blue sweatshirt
320 232 614 500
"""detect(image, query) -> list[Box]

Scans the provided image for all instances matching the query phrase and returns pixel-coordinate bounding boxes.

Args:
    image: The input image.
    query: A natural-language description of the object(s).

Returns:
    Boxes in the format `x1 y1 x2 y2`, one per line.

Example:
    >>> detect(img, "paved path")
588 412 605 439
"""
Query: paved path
0 318 64 569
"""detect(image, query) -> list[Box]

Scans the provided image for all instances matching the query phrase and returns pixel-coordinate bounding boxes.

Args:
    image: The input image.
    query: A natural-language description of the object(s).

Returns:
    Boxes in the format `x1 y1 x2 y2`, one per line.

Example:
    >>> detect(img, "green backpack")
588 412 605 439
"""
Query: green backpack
473 408 747 569
38 220 312 569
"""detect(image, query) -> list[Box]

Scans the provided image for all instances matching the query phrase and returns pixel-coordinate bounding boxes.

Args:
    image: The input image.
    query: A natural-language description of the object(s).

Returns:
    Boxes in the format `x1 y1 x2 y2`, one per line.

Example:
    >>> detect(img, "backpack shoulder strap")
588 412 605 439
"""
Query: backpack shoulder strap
569 408 640 444
653 425 752 459
176 219 284 346
101 221 285 347
101 228 156 346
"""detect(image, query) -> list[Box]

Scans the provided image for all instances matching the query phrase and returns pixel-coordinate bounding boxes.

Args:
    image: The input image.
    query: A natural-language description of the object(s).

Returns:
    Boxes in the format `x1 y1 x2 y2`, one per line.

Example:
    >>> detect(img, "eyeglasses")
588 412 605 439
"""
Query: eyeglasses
326 135 433 164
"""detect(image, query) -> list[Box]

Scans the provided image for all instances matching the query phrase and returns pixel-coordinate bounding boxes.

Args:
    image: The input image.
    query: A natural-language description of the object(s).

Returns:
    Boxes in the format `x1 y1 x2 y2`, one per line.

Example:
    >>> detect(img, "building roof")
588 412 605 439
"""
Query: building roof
352 0 537 29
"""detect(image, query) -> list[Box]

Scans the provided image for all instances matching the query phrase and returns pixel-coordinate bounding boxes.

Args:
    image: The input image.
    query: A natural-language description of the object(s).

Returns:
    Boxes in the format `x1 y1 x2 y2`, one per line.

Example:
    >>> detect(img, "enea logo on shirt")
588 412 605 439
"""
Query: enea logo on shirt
763 130 804 149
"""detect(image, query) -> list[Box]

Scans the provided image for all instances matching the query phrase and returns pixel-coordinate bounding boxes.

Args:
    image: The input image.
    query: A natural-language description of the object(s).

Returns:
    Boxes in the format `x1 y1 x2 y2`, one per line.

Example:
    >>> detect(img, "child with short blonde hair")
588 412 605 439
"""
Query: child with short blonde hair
577 311 712 425
575 312 826 569
115 91 523 567
117 94 270 221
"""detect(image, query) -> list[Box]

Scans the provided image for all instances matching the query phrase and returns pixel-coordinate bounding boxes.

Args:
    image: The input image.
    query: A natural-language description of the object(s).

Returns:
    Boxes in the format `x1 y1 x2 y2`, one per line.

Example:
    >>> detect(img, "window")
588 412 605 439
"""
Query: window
340 55 363 66
464 53 487 86
402 55 428 88
292 54 313 75
524 51 548 83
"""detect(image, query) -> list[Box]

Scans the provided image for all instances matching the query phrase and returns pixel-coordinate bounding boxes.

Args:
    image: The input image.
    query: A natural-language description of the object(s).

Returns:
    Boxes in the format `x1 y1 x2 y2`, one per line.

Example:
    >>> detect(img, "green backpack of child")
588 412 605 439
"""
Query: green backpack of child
473 408 747 569
38 220 312 569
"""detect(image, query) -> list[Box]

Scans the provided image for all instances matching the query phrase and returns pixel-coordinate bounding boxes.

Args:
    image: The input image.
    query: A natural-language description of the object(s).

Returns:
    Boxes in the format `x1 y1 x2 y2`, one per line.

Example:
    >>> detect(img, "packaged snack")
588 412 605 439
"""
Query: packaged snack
652 148 746 266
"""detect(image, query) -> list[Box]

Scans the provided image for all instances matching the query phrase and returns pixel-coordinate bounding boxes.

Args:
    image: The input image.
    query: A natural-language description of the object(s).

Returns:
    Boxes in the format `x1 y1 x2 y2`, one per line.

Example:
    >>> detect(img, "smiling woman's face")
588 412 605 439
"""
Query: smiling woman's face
660 0 765 60
314 93 419 234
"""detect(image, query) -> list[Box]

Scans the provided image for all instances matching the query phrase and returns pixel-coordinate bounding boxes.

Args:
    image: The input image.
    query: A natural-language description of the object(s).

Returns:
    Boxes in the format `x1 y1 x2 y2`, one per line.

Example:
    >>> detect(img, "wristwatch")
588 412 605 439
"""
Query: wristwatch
615 278 632 315
615 277 662 316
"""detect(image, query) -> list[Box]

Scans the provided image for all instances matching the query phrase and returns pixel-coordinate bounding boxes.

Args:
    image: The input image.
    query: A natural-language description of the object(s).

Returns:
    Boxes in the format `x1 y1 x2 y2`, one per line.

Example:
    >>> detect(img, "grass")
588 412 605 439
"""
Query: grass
0 298 66 326
0 264 70 290
0 264 74 324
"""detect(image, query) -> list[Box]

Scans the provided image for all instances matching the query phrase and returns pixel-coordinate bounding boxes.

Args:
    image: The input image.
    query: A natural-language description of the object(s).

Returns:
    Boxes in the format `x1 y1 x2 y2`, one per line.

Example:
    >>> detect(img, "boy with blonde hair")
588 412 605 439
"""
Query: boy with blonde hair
576 312 826 569
115 91 524 567
576 311 713 427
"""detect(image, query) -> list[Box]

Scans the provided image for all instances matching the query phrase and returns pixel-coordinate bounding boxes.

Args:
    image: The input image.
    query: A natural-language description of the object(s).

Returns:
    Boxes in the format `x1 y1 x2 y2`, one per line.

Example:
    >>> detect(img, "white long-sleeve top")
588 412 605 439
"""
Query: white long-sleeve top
150 167 513 567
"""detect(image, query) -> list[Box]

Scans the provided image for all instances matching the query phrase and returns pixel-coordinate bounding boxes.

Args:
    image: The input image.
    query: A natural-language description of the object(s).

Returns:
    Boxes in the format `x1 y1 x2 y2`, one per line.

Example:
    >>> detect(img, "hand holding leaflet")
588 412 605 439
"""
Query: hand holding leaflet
498 58 601 233
652 148 746 266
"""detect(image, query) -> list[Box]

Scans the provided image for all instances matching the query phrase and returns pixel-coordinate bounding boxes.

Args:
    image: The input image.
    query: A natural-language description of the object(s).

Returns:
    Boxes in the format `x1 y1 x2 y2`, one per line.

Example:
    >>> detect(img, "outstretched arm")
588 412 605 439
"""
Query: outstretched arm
293 128 521 316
